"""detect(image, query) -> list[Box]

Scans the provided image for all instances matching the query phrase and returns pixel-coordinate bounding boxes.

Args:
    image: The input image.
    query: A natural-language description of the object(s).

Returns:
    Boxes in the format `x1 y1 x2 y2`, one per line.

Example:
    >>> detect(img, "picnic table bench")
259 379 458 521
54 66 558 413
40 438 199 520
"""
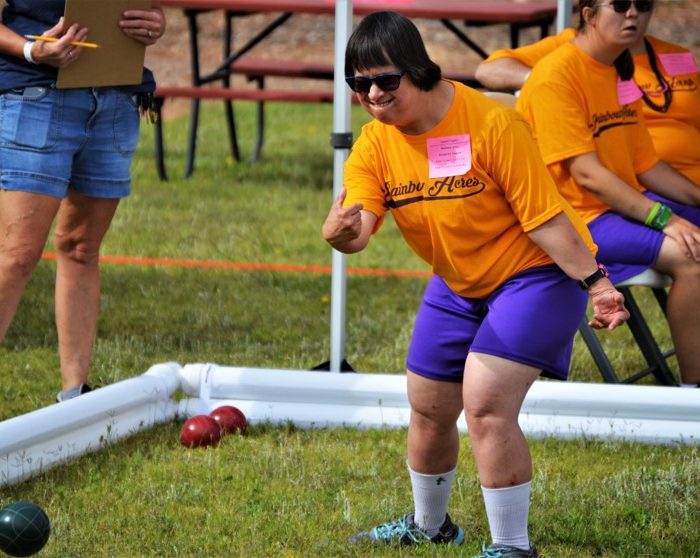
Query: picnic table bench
153 60 480 179
156 0 558 178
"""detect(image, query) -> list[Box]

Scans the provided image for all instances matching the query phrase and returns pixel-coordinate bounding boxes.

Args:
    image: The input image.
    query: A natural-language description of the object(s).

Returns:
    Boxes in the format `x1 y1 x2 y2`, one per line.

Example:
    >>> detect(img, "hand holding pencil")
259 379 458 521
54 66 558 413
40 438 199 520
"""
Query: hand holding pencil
24 17 90 69
25 35 99 49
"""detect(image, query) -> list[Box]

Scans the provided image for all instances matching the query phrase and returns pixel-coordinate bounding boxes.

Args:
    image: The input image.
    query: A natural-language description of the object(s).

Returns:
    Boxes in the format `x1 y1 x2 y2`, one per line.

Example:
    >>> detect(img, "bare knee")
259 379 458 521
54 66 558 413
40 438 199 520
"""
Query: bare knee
0 242 44 281
411 405 458 437
656 239 700 281
678 262 700 281
663 260 700 281
465 402 514 442
53 230 100 266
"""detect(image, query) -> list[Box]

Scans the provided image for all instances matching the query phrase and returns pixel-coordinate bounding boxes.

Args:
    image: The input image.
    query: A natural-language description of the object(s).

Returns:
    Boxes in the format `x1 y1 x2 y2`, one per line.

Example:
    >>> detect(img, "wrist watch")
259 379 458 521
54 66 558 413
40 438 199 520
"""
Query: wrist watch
578 263 609 290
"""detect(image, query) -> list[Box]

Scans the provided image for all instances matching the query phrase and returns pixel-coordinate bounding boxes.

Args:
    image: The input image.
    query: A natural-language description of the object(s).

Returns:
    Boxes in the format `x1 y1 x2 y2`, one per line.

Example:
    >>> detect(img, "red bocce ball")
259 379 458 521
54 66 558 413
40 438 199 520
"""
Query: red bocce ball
210 405 248 434
180 415 222 448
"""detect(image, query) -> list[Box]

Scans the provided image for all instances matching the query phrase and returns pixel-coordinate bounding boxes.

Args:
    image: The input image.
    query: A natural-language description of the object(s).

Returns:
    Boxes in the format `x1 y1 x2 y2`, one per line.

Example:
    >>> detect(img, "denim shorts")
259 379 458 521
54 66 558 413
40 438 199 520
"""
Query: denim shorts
0 86 140 199
407 266 588 382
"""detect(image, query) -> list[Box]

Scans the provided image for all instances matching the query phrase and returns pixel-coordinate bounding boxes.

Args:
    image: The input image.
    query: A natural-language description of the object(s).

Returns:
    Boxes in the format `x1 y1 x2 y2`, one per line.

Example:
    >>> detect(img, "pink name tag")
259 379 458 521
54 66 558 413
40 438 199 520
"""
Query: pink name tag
427 135 472 179
617 77 643 105
658 52 699 76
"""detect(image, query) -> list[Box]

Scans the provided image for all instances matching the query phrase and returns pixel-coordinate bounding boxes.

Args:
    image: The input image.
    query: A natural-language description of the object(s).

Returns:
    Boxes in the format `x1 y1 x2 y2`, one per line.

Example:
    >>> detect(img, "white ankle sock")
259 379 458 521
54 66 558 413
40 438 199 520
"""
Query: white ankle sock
680 383 699 388
481 481 531 551
409 465 456 535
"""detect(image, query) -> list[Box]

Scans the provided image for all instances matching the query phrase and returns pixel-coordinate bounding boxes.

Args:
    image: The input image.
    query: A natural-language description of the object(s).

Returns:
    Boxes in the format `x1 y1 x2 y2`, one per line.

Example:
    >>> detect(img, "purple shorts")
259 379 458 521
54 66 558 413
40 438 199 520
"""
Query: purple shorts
587 192 700 283
406 265 588 382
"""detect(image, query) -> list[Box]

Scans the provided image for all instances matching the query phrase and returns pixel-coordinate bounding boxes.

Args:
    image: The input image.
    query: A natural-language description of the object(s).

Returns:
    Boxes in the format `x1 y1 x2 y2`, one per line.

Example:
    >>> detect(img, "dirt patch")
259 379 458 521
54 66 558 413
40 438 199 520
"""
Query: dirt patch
146 1 700 118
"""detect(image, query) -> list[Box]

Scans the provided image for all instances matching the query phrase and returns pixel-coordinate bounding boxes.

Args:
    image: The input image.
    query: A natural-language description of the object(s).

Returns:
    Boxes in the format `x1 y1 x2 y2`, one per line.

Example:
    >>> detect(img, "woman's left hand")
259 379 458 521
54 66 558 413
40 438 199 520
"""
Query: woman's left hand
119 7 166 45
588 284 629 330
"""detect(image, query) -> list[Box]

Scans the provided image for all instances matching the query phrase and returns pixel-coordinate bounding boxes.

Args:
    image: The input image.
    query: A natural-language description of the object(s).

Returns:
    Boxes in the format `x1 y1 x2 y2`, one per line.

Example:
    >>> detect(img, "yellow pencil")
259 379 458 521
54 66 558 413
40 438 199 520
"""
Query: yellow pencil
24 35 100 49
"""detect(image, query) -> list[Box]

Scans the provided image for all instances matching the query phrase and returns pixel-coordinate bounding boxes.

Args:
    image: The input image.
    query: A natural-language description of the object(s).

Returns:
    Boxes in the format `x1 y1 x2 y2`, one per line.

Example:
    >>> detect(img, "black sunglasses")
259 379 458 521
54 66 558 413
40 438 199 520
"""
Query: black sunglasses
594 0 653 13
345 71 406 93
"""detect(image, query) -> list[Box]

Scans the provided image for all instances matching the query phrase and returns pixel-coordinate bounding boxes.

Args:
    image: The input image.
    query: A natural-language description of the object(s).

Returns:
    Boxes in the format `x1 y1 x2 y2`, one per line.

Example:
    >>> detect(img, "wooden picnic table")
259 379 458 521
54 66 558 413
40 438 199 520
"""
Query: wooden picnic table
156 0 558 177
161 0 557 25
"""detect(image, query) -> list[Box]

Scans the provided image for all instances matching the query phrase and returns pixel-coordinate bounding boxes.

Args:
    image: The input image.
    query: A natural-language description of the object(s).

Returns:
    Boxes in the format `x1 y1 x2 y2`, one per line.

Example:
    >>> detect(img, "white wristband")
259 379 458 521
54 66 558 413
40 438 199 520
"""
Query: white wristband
23 41 37 64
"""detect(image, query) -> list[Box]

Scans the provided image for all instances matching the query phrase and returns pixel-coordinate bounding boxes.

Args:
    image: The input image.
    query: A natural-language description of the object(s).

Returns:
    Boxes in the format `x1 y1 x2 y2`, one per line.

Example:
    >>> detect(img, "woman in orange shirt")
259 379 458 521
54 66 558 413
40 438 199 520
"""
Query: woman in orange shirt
518 0 700 388
324 11 628 558
477 14 700 184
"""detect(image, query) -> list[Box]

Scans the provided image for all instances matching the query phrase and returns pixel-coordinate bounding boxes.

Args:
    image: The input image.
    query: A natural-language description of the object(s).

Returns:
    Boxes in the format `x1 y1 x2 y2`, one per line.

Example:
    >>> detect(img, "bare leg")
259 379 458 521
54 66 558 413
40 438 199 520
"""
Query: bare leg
654 237 700 384
0 191 61 341
406 371 465 534
406 370 464 474
463 352 541 552
53 192 120 391
463 352 540 488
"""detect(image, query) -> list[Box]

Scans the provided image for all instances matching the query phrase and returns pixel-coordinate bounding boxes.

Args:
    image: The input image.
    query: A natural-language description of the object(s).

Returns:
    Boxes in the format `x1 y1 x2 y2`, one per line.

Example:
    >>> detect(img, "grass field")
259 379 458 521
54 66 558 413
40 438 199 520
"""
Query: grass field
0 102 697 557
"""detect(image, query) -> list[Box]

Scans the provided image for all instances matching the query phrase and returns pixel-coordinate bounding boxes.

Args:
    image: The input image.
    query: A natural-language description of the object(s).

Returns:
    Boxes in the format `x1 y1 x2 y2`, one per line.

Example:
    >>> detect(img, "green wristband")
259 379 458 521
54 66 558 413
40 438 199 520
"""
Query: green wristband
651 204 673 230
644 202 661 226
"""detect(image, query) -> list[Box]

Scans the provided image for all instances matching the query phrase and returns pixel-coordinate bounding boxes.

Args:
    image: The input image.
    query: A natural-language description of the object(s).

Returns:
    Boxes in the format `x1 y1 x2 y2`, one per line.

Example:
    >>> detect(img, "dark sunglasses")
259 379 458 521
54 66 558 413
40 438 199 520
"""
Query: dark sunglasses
594 0 653 13
345 71 406 93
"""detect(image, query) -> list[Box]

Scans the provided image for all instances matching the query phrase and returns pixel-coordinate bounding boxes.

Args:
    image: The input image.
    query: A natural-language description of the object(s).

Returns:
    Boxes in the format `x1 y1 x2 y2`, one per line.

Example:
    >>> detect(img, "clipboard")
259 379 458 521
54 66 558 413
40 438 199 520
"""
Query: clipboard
57 0 153 89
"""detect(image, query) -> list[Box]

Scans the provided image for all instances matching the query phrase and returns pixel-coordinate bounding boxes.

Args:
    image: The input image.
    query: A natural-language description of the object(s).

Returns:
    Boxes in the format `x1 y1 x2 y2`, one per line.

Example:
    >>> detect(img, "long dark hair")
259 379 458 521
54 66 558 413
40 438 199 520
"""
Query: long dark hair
345 11 441 91
640 38 672 112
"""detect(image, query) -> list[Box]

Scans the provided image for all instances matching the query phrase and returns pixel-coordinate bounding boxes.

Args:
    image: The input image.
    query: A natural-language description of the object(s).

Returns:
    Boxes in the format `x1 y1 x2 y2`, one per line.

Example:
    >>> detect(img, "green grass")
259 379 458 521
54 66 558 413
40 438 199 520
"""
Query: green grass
0 102 696 557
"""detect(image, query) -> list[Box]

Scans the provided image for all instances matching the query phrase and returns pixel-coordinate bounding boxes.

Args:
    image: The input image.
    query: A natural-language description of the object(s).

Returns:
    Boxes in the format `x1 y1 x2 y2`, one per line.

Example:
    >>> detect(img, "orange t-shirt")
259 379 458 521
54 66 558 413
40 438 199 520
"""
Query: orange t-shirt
344 81 596 298
487 30 700 184
517 43 660 224
484 28 576 67
634 36 700 184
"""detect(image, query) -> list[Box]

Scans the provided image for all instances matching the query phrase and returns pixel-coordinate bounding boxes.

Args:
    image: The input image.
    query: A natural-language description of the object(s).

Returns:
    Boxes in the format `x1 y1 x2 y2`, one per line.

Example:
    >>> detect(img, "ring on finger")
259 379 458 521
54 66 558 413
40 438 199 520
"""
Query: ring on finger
147 30 152 38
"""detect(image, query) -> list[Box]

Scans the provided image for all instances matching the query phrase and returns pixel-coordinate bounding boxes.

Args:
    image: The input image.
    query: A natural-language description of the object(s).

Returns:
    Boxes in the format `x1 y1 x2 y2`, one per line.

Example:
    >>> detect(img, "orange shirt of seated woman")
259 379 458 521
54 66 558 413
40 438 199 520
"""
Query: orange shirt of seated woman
476 14 700 185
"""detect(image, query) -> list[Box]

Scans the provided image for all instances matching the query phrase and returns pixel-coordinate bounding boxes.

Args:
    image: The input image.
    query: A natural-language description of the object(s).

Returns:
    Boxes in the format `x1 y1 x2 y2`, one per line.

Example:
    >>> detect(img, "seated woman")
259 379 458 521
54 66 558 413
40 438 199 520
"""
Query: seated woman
324 10 628 558
476 5 700 184
517 0 700 387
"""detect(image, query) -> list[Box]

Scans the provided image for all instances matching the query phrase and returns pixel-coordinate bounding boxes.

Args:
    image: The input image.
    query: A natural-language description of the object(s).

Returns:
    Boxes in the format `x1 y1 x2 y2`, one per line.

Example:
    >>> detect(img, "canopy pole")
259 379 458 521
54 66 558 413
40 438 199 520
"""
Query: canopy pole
328 0 353 372
557 0 573 32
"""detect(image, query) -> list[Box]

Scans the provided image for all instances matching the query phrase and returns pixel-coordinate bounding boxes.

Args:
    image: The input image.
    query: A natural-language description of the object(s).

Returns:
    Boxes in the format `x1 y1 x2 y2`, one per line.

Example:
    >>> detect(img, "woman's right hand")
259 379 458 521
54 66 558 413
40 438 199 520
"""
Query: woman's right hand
322 188 372 254
663 214 700 263
29 18 89 68
322 188 363 244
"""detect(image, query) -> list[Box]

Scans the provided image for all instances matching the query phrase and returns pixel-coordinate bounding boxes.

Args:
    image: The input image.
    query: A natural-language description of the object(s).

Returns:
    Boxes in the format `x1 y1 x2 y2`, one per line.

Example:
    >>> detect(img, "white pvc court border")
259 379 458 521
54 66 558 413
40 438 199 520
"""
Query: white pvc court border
1 0 658 490
0 362 698 486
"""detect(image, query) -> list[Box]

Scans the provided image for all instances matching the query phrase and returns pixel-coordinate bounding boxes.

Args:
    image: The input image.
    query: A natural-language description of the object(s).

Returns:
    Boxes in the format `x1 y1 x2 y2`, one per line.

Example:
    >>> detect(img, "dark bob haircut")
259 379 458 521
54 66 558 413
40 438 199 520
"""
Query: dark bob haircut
344 11 441 92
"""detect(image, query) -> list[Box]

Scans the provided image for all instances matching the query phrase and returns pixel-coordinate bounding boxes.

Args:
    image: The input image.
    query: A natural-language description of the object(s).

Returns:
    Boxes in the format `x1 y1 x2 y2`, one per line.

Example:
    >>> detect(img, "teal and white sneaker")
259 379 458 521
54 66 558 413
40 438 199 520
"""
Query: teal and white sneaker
473 542 539 557
349 512 464 545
